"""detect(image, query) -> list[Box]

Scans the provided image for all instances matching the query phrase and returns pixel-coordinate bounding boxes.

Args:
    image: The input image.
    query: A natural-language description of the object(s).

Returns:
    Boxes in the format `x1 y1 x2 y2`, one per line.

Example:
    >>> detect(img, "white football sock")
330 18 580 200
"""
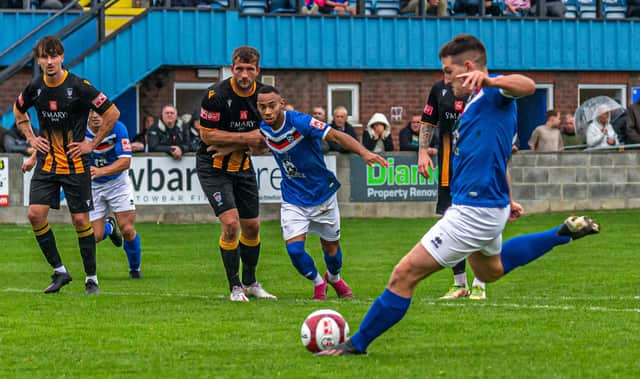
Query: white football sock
312 273 324 286
472 277 486 289
454 273 467 287
54 265 67 274
327 272 341 283
85 275 98 284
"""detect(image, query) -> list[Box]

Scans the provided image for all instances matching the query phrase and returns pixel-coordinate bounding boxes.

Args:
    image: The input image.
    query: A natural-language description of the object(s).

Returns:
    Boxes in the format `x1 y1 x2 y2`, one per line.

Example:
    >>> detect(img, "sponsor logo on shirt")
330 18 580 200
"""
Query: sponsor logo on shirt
423 104 433 116
92 92 108 108
200 108 221 122
121 138 132 153
240 110 248 120
454 101 464 112
49 101 58 111
309 118 326 130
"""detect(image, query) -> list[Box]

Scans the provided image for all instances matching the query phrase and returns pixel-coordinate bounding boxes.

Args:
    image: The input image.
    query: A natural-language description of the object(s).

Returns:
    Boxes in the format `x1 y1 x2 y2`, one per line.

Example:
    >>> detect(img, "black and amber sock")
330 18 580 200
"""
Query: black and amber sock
219 238 242 290
33 222 63 269
239 234 260 287
76 223 97 276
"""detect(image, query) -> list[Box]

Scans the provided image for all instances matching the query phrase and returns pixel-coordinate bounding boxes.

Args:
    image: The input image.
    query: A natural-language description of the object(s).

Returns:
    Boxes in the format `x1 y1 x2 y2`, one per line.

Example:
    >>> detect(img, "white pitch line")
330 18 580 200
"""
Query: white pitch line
3 287 639 313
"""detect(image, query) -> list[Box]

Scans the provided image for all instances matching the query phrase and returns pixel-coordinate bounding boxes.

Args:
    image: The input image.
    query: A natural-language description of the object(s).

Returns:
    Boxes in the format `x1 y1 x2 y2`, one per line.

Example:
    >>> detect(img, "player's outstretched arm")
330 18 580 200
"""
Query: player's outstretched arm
325 128 389 167
485 74 536 98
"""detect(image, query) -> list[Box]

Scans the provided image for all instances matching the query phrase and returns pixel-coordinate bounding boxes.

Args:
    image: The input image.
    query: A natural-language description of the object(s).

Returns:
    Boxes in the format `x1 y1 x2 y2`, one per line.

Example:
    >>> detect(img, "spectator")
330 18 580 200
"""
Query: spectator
611 108 627 145
399 115 421 151
300 0 320 14
586 109 619 148
0 0 23 8
131 114 155 153
454 0 503 15
3 123 35 156
187 109 202 153
312 106 327 122
530 0 566 16
400 0 447 16
528 110 563 152
625 99 640 144
505 0 532 16
318 0 356 14
38 0 82 9
327 106 357 153
147 105 190 160
362 113 394 153
560 113 585 148
628 0 640 17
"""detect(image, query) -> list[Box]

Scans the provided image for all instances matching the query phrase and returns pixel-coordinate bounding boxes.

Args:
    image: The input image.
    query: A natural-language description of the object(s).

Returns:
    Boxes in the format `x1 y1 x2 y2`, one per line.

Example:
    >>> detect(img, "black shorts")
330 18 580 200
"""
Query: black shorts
30 171 93 214
197 166 259 219
435 186 452 216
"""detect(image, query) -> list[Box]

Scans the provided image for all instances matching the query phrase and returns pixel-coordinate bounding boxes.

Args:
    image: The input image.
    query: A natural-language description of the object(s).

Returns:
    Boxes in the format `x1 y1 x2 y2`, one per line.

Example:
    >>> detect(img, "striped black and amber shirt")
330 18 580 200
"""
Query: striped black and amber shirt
197 78 263 173
421 79 467 188
15 70 114 175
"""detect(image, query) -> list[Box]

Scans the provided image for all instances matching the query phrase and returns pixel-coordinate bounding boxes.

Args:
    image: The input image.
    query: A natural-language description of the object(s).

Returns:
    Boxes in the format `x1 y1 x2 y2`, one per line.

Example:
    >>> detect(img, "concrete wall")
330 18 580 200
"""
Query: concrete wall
2 151 638 224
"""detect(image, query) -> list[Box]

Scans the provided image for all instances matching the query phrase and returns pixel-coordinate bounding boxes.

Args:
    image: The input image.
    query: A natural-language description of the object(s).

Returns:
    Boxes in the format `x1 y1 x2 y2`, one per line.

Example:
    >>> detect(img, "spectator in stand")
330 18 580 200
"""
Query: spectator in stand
147 105 190 160
301 0 320 14
38 0 82 9
628 0 640 17
611 108 628 145
528 110 563 152
4 123 36 156
362 113 394 153
187 109 202 153
131 114 155 153
530 0 566 16
586 108 619 148
0 0 23 9
561 113 585 148
454 0 503 15
399 115 422 151
625 99 640 144
319 0 356 14
400 0 447 16
327 106 357 153
505 0 532 16
312 106 327 122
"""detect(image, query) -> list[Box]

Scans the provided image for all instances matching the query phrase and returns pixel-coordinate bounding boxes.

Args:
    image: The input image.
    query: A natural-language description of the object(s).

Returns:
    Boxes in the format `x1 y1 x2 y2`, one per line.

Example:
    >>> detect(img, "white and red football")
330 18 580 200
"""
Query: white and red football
300 309 350 353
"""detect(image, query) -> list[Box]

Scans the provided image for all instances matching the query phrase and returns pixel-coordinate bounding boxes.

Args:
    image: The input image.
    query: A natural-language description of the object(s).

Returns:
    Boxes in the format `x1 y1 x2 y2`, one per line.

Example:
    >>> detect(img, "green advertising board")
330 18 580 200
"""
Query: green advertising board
349 154 439 202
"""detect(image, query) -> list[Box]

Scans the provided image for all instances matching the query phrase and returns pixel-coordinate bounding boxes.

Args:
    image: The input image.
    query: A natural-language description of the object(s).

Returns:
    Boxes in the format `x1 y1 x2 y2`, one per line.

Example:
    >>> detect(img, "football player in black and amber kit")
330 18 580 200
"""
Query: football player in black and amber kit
14 36 120 295
197 46 276 302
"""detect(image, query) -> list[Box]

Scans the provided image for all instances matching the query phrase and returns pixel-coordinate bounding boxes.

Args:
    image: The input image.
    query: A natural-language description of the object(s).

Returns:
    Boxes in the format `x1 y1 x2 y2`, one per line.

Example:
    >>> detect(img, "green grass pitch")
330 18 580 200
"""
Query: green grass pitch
1 210 638 378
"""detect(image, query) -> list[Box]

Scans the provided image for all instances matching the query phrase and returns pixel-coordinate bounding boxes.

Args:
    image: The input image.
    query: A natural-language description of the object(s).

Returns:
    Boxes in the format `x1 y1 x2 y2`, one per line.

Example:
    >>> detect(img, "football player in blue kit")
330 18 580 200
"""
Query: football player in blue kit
254 85 388 300
86 110 142 279
318 34 600 356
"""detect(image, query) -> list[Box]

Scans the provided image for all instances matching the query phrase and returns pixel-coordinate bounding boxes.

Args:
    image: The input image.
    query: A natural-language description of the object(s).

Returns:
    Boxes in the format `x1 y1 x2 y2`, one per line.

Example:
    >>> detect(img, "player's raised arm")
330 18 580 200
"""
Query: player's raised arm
324 128 388 168
461 72 535 98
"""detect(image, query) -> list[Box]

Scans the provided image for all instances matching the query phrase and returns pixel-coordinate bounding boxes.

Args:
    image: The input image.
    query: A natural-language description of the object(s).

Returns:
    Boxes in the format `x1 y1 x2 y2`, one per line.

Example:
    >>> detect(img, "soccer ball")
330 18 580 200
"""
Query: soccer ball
300 309 350 353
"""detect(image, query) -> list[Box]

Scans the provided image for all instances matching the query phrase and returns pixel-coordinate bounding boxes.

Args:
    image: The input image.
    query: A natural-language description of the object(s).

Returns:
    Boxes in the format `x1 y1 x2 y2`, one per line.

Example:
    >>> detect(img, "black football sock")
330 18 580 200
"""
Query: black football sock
239 234 260 287
33 222 63 269
76 223 97 276
220 238 242 290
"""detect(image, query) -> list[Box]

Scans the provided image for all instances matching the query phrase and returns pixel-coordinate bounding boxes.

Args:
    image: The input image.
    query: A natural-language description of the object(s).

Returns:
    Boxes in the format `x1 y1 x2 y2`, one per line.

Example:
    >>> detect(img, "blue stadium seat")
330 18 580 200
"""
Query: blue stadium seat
603 0 627 18
365 0 375 14
578 0 598 18
208 0 229 8
563 0 579 17
270 0 297 12
240 0 268 13
375 0 400 15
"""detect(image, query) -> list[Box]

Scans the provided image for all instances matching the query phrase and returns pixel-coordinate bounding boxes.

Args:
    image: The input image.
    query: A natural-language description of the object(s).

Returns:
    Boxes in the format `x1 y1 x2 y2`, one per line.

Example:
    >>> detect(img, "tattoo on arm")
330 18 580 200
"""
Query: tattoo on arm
419 123 435 151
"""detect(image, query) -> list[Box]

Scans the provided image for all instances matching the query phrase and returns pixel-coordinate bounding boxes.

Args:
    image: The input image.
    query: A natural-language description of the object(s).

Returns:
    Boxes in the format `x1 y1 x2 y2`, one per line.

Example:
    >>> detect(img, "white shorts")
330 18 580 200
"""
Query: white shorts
420 204 510 268
281 193 341 242
89 174 135 222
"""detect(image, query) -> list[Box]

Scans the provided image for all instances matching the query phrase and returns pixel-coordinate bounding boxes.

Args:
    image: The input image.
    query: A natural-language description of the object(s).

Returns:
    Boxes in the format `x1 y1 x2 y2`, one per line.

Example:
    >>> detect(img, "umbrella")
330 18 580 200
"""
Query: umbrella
573 96 623 135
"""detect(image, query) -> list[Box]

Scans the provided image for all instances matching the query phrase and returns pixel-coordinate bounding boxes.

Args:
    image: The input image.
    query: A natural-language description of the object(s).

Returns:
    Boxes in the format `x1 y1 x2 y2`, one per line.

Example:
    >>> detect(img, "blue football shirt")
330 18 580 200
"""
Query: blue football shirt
86 120 132 184
259 110 340 207
451 85 518 208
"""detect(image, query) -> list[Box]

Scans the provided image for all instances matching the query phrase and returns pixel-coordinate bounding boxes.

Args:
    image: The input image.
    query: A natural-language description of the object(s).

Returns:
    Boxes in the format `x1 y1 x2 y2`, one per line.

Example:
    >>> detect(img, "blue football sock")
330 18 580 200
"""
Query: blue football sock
501 226 571 275
286 241 318 280
123 233 142 271
350 288 411 353
323 246 343 276
102 221 113 241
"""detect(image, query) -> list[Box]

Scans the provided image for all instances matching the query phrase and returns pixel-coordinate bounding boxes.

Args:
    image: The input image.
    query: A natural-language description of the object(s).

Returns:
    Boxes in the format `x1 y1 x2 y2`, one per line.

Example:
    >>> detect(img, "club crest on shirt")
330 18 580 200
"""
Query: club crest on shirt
442 89 447 96
66 88 73 99
213 191 223 206
309 118 326 130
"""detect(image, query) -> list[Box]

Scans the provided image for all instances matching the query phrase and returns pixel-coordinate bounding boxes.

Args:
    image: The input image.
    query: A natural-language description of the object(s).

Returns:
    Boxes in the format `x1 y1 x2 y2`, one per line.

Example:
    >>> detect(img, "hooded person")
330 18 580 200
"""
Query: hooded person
362 112 395 153
586 105 619 148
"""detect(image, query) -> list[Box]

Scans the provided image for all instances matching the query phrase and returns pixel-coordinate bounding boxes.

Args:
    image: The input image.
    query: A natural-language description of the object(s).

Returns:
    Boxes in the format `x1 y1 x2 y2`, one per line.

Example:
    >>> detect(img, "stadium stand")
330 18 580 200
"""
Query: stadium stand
374 0 400 15
577 0 597 17
563 0 579 17
603 0 626 18
240 0 268 13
